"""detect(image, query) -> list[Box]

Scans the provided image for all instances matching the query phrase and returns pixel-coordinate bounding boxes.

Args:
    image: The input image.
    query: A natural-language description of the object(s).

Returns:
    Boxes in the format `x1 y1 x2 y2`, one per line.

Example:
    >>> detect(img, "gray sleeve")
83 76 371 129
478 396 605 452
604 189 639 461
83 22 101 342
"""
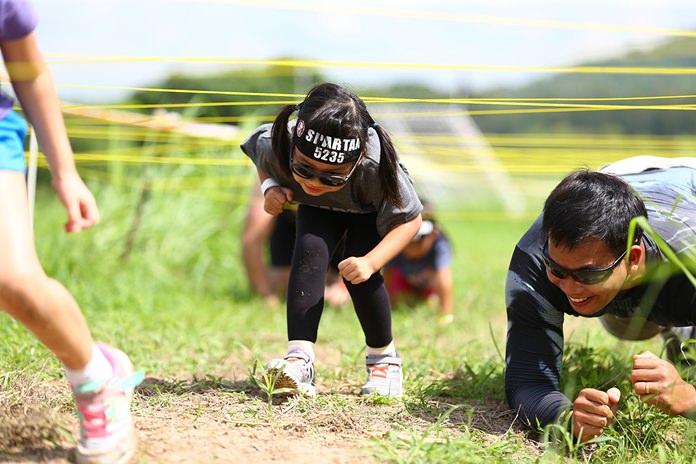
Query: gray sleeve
239 123 276 175
352 130 422 236
375 162 423 237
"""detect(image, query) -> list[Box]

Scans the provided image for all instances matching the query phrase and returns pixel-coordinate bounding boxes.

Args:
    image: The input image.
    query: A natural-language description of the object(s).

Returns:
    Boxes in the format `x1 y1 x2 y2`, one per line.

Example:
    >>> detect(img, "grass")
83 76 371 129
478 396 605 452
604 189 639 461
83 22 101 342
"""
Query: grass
1 146 695 462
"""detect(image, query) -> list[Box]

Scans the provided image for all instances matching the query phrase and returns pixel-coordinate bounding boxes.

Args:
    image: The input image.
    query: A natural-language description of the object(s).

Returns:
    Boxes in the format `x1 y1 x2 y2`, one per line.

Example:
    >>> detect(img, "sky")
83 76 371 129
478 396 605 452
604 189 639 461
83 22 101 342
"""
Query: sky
29 0 696 102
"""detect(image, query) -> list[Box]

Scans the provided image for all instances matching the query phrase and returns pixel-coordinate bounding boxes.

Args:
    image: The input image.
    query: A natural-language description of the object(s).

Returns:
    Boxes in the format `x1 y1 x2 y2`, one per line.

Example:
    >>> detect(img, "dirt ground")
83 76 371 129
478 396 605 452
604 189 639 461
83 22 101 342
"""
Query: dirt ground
0 373 533 464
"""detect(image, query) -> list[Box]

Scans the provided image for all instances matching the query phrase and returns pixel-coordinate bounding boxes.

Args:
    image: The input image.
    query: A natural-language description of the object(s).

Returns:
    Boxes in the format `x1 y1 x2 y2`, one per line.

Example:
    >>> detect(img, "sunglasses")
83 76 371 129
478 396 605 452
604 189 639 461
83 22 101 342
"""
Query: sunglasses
289 143 361 187
541 241 627 285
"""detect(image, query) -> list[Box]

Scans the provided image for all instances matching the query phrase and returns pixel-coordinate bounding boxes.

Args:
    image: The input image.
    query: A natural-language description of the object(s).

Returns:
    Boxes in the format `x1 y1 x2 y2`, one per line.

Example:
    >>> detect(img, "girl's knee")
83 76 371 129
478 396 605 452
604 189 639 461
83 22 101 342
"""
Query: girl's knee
296 234 329 252
0 269 49 316
295 235 332 268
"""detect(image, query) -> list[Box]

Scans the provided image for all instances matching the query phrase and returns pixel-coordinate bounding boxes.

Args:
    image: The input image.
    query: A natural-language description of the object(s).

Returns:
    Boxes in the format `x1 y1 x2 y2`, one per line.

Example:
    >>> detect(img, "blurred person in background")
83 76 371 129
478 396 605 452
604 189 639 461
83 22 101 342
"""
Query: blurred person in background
383 199 454 325
505 156 696 443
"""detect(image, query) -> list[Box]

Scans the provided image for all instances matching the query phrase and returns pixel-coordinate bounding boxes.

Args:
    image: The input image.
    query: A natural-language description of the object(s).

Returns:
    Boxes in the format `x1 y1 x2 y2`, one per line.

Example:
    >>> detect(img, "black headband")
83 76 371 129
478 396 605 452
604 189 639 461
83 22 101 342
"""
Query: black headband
292 118 362 165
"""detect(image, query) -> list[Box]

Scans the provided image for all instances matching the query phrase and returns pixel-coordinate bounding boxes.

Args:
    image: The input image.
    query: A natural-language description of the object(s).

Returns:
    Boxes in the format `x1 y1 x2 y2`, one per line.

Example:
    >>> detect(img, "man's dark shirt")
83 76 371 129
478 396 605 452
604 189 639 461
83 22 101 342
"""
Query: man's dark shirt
505 166 696 427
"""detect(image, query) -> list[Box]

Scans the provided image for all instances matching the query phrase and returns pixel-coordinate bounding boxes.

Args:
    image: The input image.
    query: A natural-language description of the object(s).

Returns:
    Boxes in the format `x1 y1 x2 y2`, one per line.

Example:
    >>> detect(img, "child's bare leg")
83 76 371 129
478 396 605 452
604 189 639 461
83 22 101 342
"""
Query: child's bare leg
0 171 92 369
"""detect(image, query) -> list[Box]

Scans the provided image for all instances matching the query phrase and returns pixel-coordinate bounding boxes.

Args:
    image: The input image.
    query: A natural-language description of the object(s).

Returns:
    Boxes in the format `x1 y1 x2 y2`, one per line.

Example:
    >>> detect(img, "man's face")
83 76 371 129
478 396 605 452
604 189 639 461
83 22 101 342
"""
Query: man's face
545 238 630 316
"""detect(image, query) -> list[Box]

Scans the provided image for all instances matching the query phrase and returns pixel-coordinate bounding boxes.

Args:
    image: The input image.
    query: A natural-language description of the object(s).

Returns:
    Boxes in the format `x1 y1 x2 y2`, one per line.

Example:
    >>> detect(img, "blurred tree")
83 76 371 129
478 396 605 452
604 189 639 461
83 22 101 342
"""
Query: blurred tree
126 59 327 124
471 36 696 135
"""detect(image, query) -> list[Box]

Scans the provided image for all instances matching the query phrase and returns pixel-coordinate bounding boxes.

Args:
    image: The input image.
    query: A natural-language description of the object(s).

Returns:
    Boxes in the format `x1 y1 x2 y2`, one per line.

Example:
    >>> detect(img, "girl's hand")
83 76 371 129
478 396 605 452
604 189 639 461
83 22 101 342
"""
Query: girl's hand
338 256 376 285
263 187 293 216
52 172 99 233
632 351 696 416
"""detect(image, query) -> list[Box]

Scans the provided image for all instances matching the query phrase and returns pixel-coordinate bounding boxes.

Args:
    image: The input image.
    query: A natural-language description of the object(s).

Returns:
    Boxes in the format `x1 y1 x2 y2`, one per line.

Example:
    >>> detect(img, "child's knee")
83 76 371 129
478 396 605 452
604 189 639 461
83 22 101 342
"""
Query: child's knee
296 234 331 261
0 269 49 318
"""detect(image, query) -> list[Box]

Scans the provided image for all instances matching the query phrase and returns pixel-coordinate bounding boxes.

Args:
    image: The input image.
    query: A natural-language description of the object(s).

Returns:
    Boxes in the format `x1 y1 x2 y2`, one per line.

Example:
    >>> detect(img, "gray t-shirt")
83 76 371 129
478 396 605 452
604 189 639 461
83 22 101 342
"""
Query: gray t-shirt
241 122 422 237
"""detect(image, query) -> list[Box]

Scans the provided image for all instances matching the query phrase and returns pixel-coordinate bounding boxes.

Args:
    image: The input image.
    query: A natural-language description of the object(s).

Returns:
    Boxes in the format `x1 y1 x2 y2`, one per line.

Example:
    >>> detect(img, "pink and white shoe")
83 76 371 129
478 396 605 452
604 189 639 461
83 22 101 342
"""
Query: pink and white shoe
71 343 144 464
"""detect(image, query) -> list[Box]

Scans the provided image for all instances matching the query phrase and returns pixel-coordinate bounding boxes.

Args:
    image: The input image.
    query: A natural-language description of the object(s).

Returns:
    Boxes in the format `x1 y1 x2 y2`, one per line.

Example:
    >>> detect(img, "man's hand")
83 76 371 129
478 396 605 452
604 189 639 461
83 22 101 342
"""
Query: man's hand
572 387 621 442
337 256 376 285
263 187 293 216
632 351 696 417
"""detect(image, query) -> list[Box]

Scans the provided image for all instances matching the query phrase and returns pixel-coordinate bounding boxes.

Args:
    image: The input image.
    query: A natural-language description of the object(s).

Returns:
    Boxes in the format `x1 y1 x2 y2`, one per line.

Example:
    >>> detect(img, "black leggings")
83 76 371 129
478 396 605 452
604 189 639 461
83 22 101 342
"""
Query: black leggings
287 205 392 348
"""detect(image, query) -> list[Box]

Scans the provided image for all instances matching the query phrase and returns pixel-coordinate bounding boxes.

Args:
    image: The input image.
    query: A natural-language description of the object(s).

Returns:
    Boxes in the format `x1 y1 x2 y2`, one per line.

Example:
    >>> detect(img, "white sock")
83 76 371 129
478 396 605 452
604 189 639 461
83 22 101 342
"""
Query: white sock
287 340 315 361
367 341 396 356
65 344 113 387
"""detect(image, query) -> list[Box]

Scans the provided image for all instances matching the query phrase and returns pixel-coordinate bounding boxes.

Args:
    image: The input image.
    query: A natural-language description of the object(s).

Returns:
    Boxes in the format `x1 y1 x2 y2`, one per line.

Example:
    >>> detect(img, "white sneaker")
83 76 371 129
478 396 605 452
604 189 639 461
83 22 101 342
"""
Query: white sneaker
361 353 403 398
264 351 316 396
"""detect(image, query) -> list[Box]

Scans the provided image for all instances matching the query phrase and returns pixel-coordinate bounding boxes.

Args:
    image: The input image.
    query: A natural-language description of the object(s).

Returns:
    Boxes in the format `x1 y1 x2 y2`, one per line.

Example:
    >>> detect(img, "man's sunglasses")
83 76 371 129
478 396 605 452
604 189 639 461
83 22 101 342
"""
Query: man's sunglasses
541 241 627 285
289 143 361 187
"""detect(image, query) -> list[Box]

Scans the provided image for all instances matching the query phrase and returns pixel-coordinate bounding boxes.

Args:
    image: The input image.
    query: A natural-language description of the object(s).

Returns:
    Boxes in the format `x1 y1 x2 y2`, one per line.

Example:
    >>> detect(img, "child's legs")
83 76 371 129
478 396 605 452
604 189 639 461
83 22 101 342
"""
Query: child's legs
286 206 345 342
344 213 392 348
0 171 93 369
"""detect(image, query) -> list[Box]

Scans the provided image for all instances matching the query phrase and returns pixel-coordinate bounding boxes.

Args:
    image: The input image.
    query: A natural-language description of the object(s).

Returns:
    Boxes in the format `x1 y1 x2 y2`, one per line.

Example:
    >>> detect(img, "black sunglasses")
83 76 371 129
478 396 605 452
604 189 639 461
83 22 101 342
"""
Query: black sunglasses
289 143 361 187
541 241 627 285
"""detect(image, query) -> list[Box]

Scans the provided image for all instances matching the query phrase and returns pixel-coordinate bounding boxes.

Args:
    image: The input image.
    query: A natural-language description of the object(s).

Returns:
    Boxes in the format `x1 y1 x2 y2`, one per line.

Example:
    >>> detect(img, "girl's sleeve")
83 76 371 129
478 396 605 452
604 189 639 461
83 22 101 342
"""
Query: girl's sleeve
0 0 38 40
374 162 423 236
240 123 273 169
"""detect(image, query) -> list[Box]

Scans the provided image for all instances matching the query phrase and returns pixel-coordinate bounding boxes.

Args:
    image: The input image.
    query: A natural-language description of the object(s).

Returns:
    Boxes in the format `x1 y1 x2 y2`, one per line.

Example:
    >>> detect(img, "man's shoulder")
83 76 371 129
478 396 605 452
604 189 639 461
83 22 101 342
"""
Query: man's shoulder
506 214 572 318
515 214 545 255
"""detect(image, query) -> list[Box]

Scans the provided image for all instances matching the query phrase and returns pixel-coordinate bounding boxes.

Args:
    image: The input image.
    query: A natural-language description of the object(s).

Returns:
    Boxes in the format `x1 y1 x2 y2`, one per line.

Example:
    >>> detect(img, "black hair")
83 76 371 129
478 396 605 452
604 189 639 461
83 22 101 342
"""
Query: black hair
542 169 647 255
271 83 403 207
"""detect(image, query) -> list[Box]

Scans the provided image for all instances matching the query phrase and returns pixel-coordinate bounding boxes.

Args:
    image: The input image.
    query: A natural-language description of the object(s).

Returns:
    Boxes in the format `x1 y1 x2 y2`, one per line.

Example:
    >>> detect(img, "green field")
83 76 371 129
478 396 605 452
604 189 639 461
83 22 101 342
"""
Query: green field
1 128 695 462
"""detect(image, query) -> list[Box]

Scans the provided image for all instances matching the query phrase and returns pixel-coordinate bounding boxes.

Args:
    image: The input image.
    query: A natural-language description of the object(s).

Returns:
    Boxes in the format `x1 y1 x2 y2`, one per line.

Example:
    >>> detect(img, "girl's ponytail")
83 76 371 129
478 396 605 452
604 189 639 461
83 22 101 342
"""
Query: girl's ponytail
271 104 297 177
373 124 403 208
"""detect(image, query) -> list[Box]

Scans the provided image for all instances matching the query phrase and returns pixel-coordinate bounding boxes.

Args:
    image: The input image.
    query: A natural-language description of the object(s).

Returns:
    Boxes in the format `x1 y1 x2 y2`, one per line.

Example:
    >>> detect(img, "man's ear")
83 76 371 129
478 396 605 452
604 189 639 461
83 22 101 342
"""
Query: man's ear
627 242 644 271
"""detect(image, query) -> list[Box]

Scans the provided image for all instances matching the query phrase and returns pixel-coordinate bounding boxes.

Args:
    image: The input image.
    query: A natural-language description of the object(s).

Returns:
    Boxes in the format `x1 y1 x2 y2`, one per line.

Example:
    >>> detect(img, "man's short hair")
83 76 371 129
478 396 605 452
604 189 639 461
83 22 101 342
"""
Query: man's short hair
542 169 647 254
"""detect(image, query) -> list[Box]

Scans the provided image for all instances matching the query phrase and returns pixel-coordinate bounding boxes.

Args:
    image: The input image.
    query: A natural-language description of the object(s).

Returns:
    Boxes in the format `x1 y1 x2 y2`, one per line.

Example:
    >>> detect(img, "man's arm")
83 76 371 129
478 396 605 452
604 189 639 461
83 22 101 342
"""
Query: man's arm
505 246 571 427
506 246 622 440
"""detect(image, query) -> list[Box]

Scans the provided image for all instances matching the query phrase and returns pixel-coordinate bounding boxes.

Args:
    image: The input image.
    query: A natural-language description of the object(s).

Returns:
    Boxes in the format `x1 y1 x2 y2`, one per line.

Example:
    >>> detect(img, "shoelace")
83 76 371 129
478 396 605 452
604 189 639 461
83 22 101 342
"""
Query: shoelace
75 371 145 440
285 356 312 375
75 388 116 439
368 364 390 379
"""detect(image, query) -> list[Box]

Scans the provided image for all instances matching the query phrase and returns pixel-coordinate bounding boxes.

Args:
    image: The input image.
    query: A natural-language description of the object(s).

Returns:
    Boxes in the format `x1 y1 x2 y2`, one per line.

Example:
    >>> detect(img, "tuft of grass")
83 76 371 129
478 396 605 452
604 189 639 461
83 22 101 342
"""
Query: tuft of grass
250 359 295 414
532 342 696 464
0 375 73 452
372 406 531 464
